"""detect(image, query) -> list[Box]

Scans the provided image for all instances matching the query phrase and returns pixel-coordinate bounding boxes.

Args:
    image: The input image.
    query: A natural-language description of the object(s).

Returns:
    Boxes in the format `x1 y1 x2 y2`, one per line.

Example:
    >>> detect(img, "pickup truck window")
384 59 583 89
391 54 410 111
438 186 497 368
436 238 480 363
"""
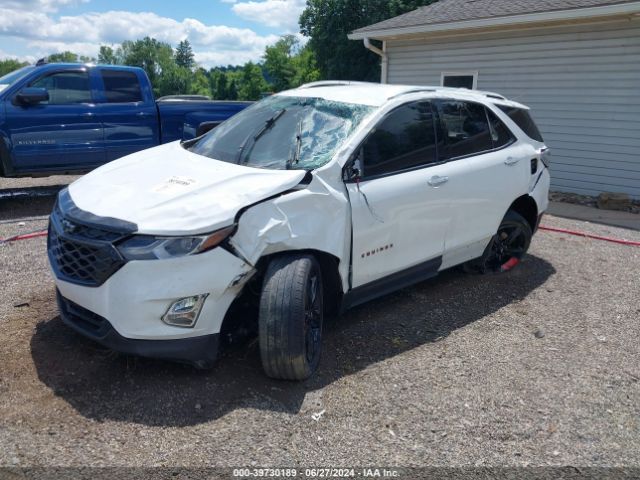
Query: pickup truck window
101 70 143 103
30 71 91 105
0 66 36 92
188 95 374 170
362 101 438 178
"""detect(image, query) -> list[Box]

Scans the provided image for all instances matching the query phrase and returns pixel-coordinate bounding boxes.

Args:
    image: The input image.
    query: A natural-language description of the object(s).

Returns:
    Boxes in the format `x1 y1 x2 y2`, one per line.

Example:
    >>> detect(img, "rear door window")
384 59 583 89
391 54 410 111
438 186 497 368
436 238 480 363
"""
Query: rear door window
100 70 143 103
486 108 516 148
497 105 544 142
361 101 438 178
434 100 492 160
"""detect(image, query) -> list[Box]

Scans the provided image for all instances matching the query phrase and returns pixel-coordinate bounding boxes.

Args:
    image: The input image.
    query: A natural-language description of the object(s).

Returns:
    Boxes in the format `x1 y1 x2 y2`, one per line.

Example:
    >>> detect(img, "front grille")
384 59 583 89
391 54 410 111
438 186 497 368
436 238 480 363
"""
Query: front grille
48 206 129 287
57 290 111 338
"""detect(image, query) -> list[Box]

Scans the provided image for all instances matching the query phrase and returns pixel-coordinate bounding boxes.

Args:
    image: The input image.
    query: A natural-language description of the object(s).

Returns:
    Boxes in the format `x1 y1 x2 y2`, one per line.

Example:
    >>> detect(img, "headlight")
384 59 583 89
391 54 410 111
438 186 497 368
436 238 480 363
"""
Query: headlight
117 225 235 260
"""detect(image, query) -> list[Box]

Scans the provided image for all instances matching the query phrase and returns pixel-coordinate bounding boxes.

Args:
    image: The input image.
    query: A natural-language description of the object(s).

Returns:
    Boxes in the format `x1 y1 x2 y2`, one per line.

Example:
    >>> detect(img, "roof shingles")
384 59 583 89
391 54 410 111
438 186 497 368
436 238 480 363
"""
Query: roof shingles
352 0 638 34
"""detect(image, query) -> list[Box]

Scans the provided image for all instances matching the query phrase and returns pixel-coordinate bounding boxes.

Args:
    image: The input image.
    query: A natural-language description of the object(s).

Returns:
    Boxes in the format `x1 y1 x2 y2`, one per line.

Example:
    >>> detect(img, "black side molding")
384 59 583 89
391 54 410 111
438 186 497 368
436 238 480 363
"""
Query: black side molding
341 256 442 311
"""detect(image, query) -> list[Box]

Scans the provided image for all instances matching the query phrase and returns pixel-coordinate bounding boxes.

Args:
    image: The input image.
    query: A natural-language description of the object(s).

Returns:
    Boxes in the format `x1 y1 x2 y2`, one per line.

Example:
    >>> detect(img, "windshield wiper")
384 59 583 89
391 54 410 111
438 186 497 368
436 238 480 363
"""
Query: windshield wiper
287 119 303 170
236 108 286 164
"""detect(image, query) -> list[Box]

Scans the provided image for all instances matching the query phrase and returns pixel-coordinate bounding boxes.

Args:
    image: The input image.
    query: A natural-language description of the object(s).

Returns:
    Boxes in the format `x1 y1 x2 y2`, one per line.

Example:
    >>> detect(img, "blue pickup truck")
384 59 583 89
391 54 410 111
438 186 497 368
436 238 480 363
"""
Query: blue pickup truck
0 62 251 177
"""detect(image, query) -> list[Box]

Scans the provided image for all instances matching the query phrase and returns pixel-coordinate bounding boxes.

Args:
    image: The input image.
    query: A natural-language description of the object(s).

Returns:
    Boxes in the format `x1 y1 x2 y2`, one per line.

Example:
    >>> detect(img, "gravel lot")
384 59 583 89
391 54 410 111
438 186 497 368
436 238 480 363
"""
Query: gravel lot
1 185 639 470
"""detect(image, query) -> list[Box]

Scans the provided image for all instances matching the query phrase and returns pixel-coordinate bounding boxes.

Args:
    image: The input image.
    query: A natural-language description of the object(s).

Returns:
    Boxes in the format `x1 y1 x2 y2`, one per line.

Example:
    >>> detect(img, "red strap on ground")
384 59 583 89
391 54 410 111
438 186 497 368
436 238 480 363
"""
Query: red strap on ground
539 225 640 247
0 230 48 244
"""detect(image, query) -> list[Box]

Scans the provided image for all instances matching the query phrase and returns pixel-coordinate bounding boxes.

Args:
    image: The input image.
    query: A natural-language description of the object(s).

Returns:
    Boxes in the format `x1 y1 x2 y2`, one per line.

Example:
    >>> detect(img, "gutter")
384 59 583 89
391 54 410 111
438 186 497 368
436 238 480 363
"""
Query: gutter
348 1 640 40
363 38 388 84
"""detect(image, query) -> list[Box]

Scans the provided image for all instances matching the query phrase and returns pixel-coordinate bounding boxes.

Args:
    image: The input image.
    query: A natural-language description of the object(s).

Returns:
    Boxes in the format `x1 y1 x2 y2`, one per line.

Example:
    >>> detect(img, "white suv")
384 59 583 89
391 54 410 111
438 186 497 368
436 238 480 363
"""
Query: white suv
48 81 550 380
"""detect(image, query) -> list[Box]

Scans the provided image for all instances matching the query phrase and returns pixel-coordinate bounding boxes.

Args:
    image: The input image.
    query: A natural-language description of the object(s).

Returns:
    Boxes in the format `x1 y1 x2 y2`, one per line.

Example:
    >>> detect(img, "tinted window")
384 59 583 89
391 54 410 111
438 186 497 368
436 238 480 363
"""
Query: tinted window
487 108 515 148
0 66 36 89
31 71 91 104
101 70 143 103
497 105 544 142
434 100 492 160
361 101 437 178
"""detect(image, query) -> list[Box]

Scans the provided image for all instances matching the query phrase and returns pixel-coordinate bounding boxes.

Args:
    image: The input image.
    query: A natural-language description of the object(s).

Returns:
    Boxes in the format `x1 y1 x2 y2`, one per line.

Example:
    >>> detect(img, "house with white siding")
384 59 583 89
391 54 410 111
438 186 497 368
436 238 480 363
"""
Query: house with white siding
349 0 640 199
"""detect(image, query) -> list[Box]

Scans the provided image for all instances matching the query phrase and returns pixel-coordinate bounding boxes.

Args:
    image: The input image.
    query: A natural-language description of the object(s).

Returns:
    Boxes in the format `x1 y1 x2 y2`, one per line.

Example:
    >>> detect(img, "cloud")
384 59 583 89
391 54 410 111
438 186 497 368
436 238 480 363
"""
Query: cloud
0 8 281 67
232 0 306 31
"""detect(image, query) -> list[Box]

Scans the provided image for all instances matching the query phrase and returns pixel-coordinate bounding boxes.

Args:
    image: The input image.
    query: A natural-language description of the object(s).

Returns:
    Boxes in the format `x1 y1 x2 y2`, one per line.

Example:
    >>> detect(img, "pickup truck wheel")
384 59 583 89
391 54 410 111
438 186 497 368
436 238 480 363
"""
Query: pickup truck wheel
463 210 532 274
259 254 323 381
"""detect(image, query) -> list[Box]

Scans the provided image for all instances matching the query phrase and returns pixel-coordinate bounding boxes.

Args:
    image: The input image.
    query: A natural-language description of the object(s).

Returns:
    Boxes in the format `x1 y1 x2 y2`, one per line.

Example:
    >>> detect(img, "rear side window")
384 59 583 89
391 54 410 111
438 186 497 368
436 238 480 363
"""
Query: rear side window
434 100 492 160
486 108 516 148
497 105 544 142
362 101 438 178
101 70 143 103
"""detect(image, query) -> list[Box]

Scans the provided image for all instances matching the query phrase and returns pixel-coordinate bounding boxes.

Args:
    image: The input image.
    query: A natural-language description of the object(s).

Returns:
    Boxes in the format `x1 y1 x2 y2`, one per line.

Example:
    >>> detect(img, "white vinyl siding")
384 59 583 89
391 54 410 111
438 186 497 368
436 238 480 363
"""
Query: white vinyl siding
385 20 640 198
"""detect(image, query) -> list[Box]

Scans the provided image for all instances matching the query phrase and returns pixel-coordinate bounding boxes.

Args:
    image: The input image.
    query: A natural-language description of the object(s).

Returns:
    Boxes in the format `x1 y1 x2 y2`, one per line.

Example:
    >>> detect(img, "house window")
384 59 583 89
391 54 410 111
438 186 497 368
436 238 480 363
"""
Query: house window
441 72 478 90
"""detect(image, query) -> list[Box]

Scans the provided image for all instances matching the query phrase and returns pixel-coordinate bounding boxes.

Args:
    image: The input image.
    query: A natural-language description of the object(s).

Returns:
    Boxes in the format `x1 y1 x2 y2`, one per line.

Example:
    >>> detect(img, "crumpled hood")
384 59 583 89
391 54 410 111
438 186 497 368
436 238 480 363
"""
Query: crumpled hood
68 142 307 235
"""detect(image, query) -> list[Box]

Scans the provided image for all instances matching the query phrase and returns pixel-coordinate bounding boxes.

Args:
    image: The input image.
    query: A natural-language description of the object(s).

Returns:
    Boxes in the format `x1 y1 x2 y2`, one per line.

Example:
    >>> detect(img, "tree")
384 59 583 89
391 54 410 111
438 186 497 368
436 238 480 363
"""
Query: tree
238 62 268 100
212 71 228 99
98 46 118 65
227 78 238 100
46 51 94 63
189 68 211 97
291 45 321 86
300 0 439 81
175 39 196 70
263 35 298 92
120 37 175 92
156 64 190 97
0 59 28 77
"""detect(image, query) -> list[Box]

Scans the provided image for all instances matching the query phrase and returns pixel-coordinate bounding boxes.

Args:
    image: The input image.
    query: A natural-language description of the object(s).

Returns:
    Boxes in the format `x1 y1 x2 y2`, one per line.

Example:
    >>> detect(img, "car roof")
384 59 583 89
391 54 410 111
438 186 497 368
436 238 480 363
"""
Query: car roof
279 81 529 110
34 62 143 74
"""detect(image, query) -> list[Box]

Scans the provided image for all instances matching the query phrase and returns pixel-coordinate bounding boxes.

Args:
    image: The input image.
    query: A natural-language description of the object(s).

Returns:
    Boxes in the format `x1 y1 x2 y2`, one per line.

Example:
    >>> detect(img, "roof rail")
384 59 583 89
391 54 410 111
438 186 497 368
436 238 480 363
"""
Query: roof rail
387 87 437 100
479 91 507 101
298 80 373 89
428 86 508 101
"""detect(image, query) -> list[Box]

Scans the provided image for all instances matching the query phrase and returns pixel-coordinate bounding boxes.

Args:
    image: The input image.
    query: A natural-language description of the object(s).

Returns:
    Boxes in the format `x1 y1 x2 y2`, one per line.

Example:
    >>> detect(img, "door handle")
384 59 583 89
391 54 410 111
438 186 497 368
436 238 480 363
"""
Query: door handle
428 175 449 187
136 112 152 117
504 157 520 166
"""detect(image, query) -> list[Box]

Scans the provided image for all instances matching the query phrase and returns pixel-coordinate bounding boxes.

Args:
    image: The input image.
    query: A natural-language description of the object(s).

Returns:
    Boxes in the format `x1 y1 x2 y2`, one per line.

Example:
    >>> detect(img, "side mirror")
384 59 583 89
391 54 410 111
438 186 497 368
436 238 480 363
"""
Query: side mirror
14 87 49 106
196 121 223 137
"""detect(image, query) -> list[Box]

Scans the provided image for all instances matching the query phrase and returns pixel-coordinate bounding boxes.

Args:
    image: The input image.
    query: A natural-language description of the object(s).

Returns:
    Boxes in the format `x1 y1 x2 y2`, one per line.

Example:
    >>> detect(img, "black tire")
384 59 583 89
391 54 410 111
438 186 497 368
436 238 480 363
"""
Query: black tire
463 210 532 274
259 254 323 380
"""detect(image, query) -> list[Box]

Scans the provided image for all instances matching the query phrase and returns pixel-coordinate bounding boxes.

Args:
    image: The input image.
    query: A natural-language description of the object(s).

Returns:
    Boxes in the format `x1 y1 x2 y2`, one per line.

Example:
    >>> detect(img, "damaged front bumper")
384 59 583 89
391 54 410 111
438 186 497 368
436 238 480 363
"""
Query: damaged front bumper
57 290 220 367
52 245 255 365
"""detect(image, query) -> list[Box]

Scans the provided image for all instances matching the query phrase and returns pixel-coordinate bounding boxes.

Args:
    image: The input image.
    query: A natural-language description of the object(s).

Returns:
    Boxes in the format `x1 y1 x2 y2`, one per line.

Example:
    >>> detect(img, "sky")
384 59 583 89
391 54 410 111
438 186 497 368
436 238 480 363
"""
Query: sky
0 0 307 67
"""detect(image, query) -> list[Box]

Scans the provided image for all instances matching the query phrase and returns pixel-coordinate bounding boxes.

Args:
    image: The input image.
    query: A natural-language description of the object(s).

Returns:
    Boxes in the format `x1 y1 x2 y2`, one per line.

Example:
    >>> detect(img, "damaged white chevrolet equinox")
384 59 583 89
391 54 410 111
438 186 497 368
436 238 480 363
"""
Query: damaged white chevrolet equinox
48 81 550 380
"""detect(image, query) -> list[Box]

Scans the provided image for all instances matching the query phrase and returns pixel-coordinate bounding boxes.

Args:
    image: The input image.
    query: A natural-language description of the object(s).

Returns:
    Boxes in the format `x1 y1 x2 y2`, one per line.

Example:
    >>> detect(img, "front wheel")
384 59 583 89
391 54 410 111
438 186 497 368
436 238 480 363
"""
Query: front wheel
463 210 532 274
259 254 323 380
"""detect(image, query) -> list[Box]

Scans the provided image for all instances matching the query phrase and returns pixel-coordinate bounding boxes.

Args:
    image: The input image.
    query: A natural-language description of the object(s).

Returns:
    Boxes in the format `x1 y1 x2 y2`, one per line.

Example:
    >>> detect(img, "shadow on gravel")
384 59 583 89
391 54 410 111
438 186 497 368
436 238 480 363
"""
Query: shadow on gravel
31 254 555 427
0 196 57 221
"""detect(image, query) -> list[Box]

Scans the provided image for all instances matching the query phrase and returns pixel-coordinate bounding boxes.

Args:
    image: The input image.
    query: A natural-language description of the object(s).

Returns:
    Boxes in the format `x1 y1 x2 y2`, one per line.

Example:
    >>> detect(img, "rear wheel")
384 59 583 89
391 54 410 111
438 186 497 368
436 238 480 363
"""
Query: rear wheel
259 254 323 380
463 210 532 274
